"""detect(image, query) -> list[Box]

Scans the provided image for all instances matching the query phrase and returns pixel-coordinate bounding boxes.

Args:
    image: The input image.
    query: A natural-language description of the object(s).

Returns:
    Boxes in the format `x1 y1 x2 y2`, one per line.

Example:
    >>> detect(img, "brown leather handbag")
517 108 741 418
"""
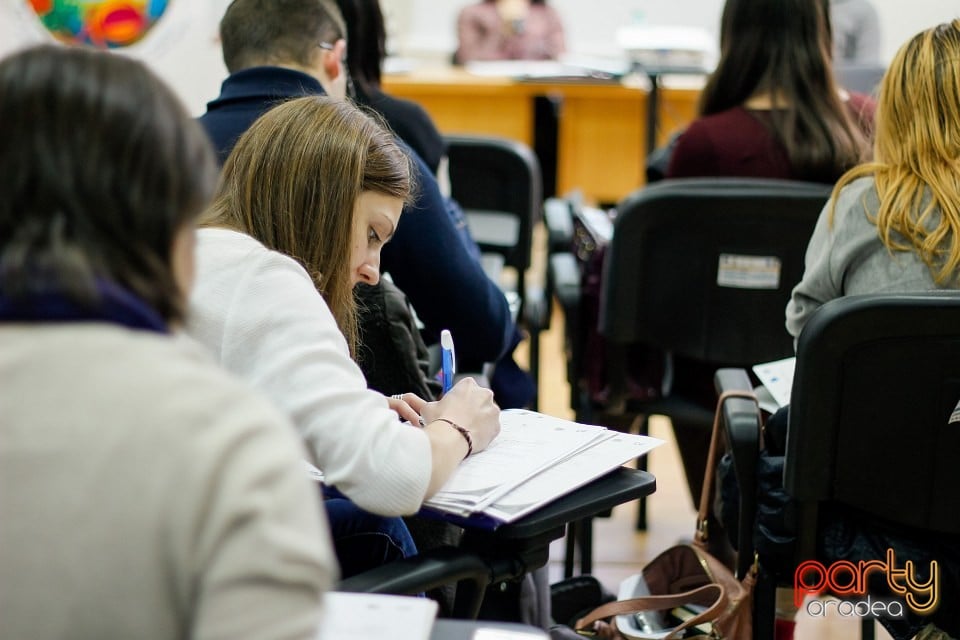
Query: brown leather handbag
572 391 758 639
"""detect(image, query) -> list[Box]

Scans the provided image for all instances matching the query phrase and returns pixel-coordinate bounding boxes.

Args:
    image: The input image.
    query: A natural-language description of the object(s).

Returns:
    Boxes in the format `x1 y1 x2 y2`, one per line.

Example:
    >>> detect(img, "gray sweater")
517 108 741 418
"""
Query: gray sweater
786 176 956 339
0 325 335 639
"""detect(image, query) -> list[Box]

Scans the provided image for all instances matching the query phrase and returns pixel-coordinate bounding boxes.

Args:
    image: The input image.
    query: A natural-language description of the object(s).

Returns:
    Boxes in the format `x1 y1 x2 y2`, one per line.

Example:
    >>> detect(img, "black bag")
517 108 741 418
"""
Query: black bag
550 574 617 630
356 279 441 401
715 404 797 575
547 392 760 640
570 205 666 409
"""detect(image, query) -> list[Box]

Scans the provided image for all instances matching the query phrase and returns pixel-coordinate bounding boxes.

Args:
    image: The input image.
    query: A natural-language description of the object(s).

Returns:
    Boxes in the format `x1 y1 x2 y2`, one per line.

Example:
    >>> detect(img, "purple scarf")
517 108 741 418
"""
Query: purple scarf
0 280 167 334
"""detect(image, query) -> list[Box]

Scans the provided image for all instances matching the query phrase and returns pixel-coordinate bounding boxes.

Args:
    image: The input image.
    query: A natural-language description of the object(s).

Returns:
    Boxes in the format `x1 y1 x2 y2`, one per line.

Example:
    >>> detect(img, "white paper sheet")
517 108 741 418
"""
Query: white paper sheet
424 409 664 523
752 356 796 408
316 593 436 640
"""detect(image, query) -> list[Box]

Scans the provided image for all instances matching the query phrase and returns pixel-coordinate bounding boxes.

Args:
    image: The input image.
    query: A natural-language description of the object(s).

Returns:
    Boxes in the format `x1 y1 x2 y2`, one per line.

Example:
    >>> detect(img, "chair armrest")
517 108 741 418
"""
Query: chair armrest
549 252 580 312
713 368 761 579
523 283 550 332
336 545 491 597
543 198 574 253
549 252 582 401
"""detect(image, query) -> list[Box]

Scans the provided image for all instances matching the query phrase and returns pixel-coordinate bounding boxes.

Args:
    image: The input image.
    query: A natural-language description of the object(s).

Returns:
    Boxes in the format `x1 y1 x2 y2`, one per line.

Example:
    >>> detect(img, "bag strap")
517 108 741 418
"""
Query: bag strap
574 584 725 636
695 390 759 547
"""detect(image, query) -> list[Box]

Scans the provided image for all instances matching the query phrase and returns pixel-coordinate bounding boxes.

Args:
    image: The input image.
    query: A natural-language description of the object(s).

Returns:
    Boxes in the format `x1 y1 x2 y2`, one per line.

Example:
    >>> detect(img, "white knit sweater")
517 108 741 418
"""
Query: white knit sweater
188 228 432 516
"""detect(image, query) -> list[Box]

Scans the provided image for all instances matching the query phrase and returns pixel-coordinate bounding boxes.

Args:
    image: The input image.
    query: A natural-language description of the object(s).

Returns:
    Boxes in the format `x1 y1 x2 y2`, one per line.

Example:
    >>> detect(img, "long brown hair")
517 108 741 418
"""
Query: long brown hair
830 20 960 284
700 0 867 182
204 96 414 355
0 45 217 324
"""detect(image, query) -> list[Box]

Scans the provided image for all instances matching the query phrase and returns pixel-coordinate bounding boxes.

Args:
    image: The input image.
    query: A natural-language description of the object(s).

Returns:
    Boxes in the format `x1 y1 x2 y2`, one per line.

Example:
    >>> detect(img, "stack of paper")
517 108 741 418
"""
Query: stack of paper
317 592 436 640
423 409 663 524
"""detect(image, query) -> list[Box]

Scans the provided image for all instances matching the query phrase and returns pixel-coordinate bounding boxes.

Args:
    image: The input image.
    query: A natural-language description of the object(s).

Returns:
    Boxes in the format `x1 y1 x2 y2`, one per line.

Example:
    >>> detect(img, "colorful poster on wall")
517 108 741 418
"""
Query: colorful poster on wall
27 0 170 49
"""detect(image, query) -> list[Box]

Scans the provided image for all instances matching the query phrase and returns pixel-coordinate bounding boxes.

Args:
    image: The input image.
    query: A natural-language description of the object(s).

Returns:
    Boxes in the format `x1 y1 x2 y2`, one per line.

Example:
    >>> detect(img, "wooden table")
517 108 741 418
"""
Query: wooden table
383 67 701 204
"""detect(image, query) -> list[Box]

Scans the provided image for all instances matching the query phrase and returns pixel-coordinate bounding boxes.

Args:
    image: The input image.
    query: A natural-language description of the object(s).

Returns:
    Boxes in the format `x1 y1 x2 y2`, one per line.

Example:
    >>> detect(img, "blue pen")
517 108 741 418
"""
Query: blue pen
440 329 456 394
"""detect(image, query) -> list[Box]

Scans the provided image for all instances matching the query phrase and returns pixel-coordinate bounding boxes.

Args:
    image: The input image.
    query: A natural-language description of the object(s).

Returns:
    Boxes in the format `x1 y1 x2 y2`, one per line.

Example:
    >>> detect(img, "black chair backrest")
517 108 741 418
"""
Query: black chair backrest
600 178 832 365
786 293 960 534
445 134 542 279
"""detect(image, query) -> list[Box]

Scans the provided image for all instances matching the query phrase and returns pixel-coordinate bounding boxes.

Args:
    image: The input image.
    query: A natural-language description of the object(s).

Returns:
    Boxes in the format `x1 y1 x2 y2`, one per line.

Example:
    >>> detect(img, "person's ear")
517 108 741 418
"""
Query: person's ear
321 38 347 81
318 38 349 99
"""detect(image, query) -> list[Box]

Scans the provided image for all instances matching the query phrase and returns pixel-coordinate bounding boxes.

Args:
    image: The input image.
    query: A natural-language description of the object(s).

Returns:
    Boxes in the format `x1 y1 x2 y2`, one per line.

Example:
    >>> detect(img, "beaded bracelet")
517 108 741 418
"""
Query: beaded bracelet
432 417 473 460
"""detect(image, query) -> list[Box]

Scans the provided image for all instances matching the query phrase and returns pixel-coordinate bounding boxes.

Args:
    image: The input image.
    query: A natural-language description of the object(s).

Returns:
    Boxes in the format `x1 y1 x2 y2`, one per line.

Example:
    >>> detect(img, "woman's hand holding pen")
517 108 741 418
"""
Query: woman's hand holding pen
418 378 500 497
420 377 501 454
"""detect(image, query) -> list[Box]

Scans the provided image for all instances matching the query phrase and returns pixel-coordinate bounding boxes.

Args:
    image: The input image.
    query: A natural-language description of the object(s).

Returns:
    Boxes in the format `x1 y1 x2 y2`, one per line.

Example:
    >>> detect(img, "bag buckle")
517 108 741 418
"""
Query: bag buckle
696 518 709 540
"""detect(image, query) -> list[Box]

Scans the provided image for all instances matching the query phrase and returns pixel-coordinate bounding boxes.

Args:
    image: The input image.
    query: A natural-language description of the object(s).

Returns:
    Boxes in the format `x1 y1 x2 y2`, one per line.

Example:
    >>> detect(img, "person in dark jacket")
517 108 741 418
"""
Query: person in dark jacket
331 0 536 408
199 0 520 395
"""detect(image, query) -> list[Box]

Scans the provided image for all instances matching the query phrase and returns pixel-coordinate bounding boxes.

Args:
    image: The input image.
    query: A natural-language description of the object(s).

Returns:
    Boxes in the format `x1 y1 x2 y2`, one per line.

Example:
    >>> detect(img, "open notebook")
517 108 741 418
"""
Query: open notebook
306 409 663 529
421 409 663 527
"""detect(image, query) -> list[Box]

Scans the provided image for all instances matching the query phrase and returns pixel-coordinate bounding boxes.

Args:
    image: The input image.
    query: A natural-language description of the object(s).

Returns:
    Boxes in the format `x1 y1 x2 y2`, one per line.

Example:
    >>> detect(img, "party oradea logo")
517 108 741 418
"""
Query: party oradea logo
795 549 940 621
27 0 169 49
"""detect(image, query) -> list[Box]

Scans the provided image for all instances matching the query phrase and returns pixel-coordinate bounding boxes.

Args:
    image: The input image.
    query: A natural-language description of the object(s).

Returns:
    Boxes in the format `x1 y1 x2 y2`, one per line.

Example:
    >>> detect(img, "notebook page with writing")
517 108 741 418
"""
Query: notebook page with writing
425 409 613 515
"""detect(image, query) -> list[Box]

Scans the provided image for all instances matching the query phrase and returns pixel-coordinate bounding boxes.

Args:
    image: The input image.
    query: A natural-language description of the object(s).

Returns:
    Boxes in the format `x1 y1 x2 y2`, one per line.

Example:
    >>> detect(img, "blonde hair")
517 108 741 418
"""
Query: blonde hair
204 96 414 354
830 20 960 284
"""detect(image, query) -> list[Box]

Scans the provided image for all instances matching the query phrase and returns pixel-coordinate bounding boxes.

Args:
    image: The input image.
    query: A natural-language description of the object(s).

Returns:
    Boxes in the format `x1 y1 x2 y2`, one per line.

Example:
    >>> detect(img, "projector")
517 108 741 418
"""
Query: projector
616 25 715 73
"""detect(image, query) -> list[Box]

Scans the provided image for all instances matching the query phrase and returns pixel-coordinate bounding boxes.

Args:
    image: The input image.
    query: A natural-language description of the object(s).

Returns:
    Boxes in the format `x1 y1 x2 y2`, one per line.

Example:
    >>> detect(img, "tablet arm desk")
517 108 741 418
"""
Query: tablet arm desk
338 467 656 619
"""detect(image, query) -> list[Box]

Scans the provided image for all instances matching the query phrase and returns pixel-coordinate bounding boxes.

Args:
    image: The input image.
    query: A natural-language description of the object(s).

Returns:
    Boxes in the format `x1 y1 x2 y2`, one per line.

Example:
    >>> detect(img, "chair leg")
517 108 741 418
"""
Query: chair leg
563 521 576 578
529 327 540 412
563 518 595 577
452 573 490 620
635 415 650 531
578 517 594 576
754 567 777 640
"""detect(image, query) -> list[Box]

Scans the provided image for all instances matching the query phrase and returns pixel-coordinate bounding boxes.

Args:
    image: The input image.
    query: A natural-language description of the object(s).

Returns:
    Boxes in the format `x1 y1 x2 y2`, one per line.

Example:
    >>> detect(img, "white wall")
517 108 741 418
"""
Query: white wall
0 0 228 116
1 0 959 115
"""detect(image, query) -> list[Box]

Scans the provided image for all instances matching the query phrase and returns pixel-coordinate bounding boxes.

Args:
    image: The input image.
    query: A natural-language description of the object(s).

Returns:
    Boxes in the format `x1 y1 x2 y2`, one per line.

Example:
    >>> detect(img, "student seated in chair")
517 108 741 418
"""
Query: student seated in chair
0 44 334 639
647 0 877 518
188 95 502 578
769 20 960 639
200 0 531 409
649 0 876 183
334 0 536 409
666 0 873 183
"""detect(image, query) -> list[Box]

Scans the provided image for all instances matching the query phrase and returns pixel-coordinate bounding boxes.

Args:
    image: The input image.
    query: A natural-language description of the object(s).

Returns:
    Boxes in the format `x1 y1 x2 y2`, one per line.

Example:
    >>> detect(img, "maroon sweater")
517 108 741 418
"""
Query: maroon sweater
666 93 875 183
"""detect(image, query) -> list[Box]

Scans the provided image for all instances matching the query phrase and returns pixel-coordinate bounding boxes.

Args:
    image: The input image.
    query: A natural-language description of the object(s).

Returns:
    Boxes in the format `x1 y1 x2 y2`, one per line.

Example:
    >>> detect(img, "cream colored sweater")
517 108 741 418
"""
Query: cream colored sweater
188 228 432 516
0 324 335 639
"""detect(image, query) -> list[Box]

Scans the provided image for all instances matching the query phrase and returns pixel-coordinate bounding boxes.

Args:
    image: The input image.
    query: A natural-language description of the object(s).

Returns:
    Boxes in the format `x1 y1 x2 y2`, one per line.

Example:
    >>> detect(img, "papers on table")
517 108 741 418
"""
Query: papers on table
464 59 623 82
752 356 796 410
317 592 436 640
423 409 664 524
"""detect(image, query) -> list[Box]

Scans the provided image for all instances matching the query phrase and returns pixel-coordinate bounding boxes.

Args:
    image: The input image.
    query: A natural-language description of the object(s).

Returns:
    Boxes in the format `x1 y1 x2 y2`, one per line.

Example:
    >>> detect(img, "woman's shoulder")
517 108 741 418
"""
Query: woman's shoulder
835 175 877 204
459 2 495 20
533 3 563 17
831 175 880 224
196 228 312 281
689 106 761 130
677 107 771 151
